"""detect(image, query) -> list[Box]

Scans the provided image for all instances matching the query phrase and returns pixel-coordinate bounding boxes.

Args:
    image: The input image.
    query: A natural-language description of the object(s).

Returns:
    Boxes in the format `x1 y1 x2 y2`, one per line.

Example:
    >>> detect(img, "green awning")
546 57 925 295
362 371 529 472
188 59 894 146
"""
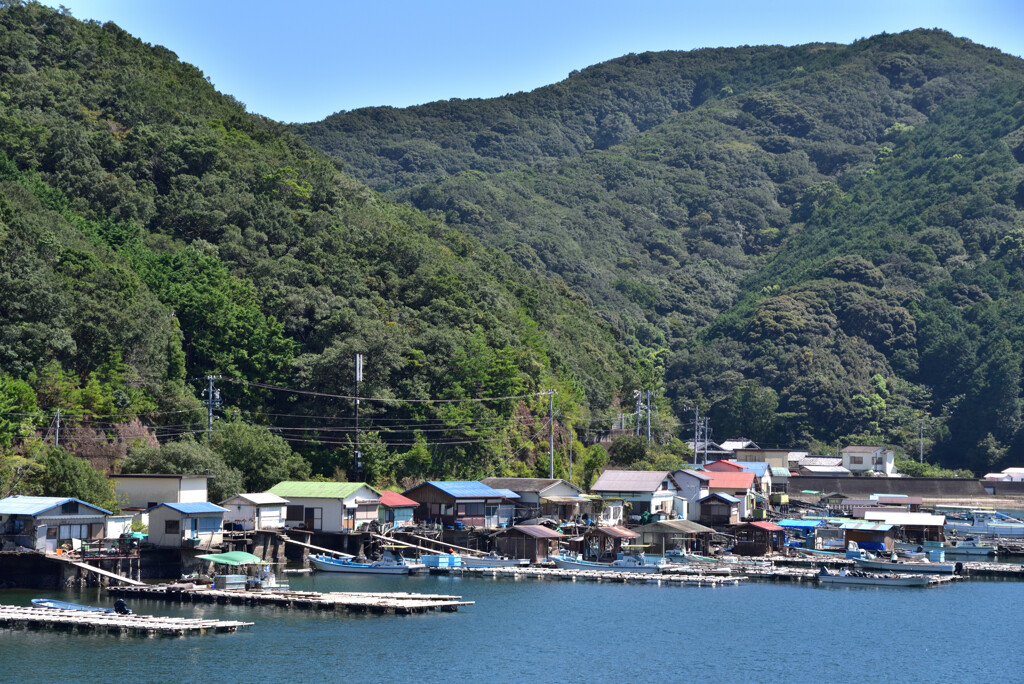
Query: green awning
196 551 264 566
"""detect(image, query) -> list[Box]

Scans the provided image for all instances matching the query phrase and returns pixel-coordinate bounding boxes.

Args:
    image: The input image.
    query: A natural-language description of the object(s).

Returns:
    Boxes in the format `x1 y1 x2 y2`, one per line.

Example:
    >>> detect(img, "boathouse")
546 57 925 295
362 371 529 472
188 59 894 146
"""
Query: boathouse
403 481 515 529
480 477 589 521
268 481 382 533
493 525 563 563
862 510 946 545
733 521 786 555
147 502 227 549
111 474 210 510
378 491 419 528
0 496 111 553
840 521 895 552
633 519 715 556
581 525 638 561
220 493 289 531
697 492 741 526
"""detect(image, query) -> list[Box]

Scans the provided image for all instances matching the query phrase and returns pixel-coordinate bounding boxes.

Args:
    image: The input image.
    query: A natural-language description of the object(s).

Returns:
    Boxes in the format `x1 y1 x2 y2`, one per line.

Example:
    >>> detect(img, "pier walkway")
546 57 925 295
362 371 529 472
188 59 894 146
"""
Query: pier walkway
108 584 473 614
0 604 252 636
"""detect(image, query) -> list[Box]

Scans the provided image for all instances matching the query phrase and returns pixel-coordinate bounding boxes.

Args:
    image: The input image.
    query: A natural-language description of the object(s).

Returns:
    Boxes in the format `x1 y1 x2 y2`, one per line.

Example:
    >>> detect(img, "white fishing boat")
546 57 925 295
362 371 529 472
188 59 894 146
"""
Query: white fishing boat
941 537 997 557
310 550 419 575
816 567 930 587
852 552 957 575
944 510 1024 538
550 551 666 573
461 552 529 568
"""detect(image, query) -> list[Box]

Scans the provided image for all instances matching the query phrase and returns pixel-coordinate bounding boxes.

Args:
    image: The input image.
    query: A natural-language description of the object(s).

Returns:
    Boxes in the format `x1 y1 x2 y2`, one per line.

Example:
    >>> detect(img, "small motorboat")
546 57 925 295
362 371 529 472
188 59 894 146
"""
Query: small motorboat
550 551 666 574
816 567 931 587
310 550 420 575
32 598 132 614
461 551 529 568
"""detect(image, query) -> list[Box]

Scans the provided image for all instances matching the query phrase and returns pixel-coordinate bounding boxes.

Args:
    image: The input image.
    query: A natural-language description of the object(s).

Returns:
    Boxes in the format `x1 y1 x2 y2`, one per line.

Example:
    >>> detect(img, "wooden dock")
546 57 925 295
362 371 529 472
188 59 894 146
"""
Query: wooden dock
961 561 1024 579
449 566 744 587
107 584 473 614
0 604 252 636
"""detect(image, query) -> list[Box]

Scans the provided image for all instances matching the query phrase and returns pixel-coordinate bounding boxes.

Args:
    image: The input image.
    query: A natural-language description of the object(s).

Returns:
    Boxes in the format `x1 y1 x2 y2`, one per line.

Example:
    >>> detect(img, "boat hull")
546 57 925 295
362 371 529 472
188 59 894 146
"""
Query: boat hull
462 557 529 568
853 558 956 574
818 574 930 587
31 598 114 612
550 556 664 573
309 555 412 575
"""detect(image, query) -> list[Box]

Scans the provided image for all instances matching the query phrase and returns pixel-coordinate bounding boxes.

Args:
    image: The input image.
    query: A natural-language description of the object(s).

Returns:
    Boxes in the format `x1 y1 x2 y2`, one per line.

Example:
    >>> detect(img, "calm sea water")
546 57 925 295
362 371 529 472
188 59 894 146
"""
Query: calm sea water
1 573 1022 683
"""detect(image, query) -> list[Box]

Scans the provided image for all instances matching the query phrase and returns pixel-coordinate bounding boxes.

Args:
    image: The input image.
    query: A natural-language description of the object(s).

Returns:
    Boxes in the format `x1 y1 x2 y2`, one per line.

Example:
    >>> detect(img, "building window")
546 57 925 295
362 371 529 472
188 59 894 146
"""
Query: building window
60 501 77 515
850 456 863 465
286 505 303 522
165 520 180 535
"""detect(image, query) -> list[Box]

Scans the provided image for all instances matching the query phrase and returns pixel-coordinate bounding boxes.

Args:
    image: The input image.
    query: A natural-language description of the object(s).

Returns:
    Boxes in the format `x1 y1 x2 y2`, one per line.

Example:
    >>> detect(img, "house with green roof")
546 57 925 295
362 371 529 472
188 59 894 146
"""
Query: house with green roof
267 481 381 534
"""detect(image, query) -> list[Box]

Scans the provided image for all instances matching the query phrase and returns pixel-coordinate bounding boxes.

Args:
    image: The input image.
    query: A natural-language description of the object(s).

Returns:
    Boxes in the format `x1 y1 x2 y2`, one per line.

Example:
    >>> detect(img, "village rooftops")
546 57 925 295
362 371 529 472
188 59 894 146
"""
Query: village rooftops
481 477 579 493
734 462 770 477
798 457 843 467
719 439 759 451
591 470 672 493
0 496 111 516
408 481 512 499
699 492 741 503
268 481 381 499
704 460 746 471
744 521 785 532
505 524 563 539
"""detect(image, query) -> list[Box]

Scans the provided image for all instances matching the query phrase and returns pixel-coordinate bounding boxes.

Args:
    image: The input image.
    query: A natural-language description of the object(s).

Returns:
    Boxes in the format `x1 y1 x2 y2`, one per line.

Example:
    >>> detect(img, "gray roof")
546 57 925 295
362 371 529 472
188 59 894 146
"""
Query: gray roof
591 470 671 493
799 465 852 474
798 457 843 467
672 469 712 482
481 477 581 494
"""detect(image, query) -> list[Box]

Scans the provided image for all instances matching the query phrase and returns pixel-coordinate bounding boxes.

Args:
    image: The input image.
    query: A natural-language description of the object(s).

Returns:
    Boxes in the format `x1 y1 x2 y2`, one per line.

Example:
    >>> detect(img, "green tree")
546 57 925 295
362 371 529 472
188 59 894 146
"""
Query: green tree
38 447 118 511
208 420 310 493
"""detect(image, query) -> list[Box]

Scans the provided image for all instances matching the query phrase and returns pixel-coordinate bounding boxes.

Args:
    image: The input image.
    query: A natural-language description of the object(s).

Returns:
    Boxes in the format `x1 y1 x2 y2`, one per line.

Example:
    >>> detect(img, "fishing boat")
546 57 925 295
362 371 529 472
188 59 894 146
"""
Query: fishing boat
461 552 529 568
550 551 666 573
816 567 930 587
31 598 131 614
940 537 997 557
944 510 1024 538
664 547 718 563
310 550 419 575
852 552 957 575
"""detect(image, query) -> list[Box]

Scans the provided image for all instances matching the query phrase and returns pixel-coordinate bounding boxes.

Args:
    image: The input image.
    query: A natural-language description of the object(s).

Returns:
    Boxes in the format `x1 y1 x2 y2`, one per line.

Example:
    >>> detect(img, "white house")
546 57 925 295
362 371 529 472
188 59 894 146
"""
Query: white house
112 474 209 510
984 467 1024 482
268 481 381 534
841 446 896 476
0 496 110 553
146 502 227 548
670 469 711 521
590 470 686 521
220 493 289 531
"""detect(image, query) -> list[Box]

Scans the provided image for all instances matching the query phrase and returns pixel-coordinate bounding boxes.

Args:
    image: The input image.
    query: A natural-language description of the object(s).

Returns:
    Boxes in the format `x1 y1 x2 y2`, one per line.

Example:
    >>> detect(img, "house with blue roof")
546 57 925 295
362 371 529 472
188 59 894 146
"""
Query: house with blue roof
0 495 111 553
147 501 228 548
734 462 773 496
402 481 516 529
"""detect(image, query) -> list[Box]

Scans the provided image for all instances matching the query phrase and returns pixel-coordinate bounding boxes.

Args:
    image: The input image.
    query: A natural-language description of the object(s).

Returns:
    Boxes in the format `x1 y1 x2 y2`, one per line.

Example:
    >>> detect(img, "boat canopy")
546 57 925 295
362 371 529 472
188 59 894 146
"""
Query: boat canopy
196 551 264 566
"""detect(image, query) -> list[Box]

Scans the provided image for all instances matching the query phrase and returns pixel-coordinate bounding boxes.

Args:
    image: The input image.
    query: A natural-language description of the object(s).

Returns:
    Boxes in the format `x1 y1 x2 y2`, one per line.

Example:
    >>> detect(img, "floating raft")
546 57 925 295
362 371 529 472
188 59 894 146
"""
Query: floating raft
107 584 473 614
452 566 743 587
0 604 252 636
737 566 965 585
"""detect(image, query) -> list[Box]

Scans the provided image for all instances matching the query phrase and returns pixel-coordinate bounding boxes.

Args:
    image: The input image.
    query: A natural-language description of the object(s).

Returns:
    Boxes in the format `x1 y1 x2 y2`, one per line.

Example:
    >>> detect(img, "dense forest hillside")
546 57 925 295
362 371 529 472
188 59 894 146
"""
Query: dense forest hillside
300 30 1024 474
0 2 636 501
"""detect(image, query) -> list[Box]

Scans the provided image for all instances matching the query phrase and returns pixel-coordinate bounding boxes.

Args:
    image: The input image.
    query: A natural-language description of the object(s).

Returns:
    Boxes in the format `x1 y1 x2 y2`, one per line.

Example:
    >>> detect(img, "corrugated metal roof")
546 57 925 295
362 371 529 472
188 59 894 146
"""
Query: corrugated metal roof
842 445 884 453
379 491 419 508
746 521 785 531
481 477 576 493
862 511 945 526
268 481 378 500
705 460 746 471
720 439 758 451
221 493 289 506
704 471 755 490
591 470 671 493
503 525 563 539
799 457 843 466
632 519 715 534
491 488 521 499
594 525 639 539
734 462 770 477
673 469 711 482
699 492 740 504
800 465 852 474
771 467 791 478
0 496 111 516
777 519 823 529
840 521 894 532
150 502 228 514
421 481 507 498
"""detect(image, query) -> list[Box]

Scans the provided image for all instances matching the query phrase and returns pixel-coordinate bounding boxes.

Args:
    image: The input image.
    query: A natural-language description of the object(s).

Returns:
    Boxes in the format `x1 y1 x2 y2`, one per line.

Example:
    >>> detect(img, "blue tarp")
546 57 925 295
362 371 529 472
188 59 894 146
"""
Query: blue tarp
778 519 824 529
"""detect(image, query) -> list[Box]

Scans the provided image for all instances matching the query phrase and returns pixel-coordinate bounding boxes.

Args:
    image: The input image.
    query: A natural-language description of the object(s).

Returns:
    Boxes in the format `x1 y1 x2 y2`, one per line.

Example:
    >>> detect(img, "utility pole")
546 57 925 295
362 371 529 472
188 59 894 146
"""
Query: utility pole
54 409 61 448
693 405 700 466
203 375 222 436
569 428 574 484
548 390 555 479
646 390 652 443
634 390 643 436
919 423 924 463
355 353 363 479
703 416 710 465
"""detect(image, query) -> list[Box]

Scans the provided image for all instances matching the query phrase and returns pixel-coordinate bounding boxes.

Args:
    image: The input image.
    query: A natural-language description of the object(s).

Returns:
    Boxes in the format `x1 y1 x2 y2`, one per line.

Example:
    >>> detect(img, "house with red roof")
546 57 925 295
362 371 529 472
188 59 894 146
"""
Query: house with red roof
733 521 786 555
378 491 419 529
703 470 756 519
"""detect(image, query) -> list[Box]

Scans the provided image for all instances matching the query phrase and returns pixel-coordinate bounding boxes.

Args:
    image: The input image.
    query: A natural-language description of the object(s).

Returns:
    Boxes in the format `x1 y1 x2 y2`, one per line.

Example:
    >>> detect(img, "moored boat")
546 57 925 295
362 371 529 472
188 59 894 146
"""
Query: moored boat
550 552 666 573
310 550 419 575
31 598 131 614
852 555 957 575
816 568 931 587
461 552 529 568
940 537 997 557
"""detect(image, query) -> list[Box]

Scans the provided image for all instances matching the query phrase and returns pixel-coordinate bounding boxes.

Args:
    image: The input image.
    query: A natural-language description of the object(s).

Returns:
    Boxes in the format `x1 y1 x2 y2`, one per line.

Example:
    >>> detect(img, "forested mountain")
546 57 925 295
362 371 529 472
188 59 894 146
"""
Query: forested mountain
299 30 1024 474
0 1 635 500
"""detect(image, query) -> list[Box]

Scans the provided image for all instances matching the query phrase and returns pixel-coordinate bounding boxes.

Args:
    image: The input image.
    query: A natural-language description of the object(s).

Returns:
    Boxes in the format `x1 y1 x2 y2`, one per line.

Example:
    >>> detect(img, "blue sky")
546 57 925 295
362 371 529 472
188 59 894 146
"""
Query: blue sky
56 1 1024 124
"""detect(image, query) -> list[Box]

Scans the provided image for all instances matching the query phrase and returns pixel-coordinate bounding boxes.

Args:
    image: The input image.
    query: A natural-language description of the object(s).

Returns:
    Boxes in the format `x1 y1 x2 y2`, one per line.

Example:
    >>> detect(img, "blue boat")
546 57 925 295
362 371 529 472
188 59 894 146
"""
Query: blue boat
309 550 422 575
31 598 116 613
